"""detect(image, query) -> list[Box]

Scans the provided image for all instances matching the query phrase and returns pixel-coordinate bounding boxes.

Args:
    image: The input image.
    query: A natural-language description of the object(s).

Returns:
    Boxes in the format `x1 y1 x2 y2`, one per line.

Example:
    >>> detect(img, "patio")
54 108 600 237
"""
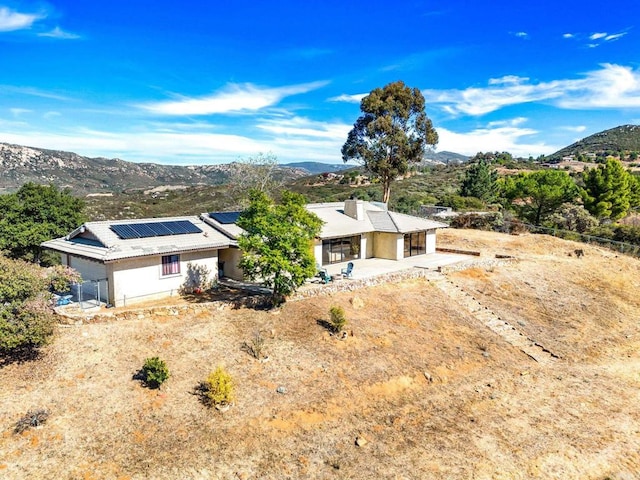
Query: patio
318 252 471 282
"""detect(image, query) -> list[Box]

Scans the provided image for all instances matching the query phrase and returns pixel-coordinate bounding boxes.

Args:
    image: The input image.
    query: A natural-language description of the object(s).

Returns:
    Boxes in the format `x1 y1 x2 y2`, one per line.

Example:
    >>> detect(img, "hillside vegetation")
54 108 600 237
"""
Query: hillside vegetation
550 124 640 160
1 229 638 479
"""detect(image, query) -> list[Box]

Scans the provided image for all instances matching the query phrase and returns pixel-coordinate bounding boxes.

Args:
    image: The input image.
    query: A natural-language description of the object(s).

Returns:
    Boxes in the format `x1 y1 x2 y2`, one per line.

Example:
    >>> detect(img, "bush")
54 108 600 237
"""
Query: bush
141 357 170 389
242 330 267 360
14 409 49 434
329 306 347 333
202 366 235 406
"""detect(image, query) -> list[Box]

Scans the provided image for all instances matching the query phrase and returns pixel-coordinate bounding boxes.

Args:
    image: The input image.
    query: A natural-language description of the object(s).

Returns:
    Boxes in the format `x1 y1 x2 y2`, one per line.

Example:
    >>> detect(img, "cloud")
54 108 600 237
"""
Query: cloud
139 81 329 116
514 31 528 38
605 32 627 41
563 33 574 39
38 26 80 39
328 93 366 103
423 64 640 115
436 124 557 158
561 125 587 133
0 85 71 101
9 108 32 118
590 32 607 40
0 6 43 32
257 116 351 140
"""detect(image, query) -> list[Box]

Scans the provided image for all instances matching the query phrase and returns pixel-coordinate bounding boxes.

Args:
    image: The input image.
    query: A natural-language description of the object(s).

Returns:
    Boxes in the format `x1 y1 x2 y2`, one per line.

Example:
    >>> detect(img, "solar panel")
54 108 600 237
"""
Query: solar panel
110 220 203 239
209 211 241 224
110 224 140 239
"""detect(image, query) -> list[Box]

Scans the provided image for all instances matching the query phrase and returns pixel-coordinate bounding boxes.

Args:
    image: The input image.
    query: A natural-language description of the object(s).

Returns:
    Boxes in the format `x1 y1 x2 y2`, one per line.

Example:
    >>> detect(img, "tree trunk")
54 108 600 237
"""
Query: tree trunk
382 178 392 204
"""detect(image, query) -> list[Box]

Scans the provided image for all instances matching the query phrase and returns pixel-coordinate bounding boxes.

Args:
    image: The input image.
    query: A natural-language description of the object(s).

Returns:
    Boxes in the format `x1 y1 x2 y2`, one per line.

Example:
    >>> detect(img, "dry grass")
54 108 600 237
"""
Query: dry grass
1 229 640 479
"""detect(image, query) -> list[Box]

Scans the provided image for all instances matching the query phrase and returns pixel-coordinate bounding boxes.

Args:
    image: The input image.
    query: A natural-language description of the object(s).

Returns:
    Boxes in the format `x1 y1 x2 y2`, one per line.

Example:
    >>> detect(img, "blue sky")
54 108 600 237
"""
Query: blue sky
1 0 640 165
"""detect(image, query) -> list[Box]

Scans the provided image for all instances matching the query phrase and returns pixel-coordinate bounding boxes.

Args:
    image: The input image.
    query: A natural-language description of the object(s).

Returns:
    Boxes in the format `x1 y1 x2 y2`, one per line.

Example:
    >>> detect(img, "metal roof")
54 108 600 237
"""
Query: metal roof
41 215 232 262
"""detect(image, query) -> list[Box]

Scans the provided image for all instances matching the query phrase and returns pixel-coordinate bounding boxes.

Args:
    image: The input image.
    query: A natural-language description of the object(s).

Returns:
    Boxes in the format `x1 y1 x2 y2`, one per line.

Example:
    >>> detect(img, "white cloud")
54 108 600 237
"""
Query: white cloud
327 93 366 103
488 75 528 86
436 125 557 158
487 117 528 128
605 32 626 41
424 64 640 115
0 6 42 32
38 26 80 39
0 85 71 101
562 125 587 133
563 33 574 39
139 81 329 116
514 31 528 38
590 32 607 40
257 116 351 140
10 108 31 117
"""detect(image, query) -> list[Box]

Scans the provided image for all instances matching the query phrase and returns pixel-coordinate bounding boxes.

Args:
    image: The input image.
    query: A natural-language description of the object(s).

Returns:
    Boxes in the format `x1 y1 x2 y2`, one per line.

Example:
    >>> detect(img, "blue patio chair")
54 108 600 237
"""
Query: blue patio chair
318 270 333 284
341 262 354 278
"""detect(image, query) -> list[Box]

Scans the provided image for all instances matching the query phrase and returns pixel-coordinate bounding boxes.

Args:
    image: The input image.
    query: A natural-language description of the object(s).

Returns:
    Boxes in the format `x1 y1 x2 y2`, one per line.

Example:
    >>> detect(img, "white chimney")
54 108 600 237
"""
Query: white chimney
344 199 364 220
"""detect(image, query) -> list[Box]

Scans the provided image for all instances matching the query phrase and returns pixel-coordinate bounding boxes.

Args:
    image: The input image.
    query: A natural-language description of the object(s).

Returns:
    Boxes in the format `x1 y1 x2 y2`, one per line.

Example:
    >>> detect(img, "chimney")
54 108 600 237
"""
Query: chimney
344 199 364 220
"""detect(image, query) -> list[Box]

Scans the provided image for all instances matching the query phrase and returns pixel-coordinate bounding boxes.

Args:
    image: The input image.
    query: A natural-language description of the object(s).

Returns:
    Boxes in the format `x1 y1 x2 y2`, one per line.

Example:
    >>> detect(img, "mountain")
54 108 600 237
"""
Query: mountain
0 143 310 195
549 124 640 160
283 161 352 174
423 150 470 164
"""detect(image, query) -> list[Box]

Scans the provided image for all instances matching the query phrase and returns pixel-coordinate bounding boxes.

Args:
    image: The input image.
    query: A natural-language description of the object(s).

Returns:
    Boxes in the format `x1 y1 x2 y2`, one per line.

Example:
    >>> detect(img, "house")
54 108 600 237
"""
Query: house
43 200 447 307
306 199 447 265
41 216 232 307
203 199 447 268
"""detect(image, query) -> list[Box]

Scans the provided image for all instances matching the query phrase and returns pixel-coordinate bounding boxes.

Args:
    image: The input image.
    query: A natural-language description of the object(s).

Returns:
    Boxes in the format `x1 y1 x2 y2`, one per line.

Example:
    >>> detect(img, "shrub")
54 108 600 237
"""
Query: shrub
141 357 170 389
329 306 347 333
14 409 49 434
202 366 235 406
242 330 267 360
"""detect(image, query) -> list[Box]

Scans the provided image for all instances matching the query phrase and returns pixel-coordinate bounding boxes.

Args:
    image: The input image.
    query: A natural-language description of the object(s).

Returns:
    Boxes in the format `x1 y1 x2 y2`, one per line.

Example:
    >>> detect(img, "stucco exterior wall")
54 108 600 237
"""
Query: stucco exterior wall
426 229 437 254
362 232 373 259
219 247 243 281
109 249 218 307
373 232 403 260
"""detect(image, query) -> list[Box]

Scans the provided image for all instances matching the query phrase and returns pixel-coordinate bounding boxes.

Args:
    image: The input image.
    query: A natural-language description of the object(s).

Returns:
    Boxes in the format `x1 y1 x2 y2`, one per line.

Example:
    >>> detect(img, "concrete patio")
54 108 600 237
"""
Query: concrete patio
318 252 472 281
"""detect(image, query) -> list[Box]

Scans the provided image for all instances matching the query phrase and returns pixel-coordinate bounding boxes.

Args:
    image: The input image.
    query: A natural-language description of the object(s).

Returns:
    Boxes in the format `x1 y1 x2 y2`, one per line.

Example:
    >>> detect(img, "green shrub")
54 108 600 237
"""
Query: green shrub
203 366 235 406
329 306 347 333
142 357 170 389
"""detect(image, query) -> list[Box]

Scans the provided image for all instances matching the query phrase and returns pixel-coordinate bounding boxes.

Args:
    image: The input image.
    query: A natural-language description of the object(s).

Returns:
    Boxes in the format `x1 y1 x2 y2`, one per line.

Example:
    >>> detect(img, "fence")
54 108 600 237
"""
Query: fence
508 222 640 257
69 279 109 310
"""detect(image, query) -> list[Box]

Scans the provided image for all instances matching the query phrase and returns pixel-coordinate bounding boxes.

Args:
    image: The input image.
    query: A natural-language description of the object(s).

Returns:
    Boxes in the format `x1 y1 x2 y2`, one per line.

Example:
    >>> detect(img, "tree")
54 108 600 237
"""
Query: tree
460 159 498 203
0 256 78 360
582 158 637 221
0 183 86 263
501 170 579 225
341 80 438 203
237 190 323 304
225 152 286 209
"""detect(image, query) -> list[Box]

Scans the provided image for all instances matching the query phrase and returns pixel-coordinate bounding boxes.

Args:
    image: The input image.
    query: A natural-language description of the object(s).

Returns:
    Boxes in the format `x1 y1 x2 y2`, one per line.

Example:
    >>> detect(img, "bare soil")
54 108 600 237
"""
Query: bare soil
1 229 639 479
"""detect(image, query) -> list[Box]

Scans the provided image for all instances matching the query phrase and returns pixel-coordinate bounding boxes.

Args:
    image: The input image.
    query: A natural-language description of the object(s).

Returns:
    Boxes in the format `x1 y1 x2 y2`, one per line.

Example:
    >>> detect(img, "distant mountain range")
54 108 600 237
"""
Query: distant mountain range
549 124 640 160
0 143 317 195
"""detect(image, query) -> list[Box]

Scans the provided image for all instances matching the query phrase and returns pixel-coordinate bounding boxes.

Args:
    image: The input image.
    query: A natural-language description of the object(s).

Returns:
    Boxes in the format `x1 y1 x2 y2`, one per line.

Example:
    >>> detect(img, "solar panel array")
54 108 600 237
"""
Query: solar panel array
110 220 202 239
209 211 241 224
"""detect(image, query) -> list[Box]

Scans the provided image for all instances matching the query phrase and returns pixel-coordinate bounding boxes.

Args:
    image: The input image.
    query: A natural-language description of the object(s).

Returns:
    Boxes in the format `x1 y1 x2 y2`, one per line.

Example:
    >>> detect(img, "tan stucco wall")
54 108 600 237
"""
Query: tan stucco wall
373 232 403 260
219 247 243 281
110 249 218 307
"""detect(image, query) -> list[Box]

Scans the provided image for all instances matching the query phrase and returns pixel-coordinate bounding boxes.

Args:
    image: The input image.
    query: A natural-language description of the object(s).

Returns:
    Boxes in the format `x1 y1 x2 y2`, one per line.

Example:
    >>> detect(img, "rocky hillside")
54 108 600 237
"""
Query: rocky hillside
0 143 310 195
549 124 640 160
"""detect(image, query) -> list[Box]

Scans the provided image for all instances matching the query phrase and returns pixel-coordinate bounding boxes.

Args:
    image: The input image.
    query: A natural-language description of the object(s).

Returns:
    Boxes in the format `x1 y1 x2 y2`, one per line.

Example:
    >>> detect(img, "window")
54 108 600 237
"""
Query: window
322 235 361 265
161 254 180 276
404 231 426 257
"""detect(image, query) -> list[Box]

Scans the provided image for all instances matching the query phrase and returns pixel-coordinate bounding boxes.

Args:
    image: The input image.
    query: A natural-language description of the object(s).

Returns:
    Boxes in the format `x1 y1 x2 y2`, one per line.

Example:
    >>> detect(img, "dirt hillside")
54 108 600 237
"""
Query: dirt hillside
1 229 639 479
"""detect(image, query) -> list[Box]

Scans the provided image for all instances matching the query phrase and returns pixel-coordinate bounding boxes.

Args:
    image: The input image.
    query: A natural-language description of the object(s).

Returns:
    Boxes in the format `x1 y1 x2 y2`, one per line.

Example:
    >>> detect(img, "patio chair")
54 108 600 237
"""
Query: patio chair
341 262 354 278
318 270 333 284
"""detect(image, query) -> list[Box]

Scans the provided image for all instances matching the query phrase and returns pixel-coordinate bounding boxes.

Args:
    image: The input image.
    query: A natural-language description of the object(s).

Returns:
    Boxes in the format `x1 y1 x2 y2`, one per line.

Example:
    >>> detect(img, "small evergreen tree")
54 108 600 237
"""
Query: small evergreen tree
460 159 498 203
582 158 638 221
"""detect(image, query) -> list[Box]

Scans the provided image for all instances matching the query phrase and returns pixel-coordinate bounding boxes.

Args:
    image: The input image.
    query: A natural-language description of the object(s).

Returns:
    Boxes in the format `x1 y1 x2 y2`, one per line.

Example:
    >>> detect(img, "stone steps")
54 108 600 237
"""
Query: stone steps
425 270 559 366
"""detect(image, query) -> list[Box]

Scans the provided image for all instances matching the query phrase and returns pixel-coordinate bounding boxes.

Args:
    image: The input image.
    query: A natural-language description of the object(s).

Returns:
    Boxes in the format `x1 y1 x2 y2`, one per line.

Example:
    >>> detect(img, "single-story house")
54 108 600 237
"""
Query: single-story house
203 199 447 267
41 216 232 307
43 200 447 307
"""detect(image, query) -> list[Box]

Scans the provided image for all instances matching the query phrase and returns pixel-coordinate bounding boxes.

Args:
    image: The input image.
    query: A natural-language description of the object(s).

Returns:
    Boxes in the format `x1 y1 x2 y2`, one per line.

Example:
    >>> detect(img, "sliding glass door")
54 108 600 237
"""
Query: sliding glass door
404 231 426 257
322 235 361 264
